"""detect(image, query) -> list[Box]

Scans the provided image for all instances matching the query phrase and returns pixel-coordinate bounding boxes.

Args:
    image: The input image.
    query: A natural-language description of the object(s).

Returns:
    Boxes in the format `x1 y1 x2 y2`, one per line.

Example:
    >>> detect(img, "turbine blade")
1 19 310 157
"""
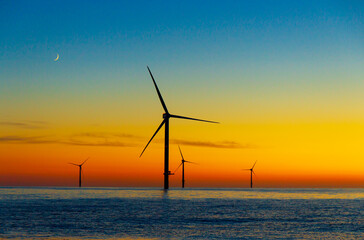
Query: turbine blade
241 169 250 171
185 161 198 165
178 145 184 160
80 157 89 166
252 170 256 176
140 120 165 157
252 160 257 169
174 162 183 173
170 114 219 124
69 163 79 166
147 66 169 113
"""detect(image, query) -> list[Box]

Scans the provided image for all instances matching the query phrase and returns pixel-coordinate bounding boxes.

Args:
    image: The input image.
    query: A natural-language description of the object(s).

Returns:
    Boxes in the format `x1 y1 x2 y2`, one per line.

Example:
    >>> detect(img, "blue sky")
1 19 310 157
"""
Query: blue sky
2 1 363 70
1 0 363 124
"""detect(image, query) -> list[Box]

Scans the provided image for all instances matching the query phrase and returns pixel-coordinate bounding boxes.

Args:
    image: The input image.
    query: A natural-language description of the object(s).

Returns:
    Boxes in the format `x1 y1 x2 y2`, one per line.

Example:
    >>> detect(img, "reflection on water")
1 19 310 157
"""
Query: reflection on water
0 187 363 200
0 188 363 239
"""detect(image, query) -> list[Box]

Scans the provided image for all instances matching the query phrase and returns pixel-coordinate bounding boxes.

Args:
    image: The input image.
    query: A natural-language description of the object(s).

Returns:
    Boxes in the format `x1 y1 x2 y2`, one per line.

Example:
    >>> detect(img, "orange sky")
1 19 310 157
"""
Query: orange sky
1 121 363 188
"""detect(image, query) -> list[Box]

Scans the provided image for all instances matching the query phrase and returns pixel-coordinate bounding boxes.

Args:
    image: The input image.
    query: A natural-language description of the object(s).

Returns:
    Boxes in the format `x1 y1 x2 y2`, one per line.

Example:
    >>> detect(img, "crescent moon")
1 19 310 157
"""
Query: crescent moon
54 54 59 61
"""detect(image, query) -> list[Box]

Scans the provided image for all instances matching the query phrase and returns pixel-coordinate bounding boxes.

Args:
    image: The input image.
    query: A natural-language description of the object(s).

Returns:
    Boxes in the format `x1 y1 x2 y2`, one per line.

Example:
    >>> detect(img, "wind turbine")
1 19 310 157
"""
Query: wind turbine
242 160 257 188
174 145 198 188
140 66 218 190
69 158 89 187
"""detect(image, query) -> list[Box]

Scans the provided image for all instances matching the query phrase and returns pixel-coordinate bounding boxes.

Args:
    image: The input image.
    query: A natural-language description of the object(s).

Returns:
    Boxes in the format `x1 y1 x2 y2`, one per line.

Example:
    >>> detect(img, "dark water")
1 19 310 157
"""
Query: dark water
0 188 363 239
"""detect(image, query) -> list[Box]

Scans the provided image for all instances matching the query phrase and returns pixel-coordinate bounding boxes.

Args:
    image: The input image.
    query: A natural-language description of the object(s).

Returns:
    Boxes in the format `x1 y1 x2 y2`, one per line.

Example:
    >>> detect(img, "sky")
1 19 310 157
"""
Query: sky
1 0 363 187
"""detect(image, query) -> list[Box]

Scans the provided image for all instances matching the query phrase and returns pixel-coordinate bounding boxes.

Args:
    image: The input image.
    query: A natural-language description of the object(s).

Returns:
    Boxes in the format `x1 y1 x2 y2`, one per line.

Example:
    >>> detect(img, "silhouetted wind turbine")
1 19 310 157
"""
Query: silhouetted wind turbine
242 161 257 188
174 145 198 188
69 158 89 187
140 66 218 190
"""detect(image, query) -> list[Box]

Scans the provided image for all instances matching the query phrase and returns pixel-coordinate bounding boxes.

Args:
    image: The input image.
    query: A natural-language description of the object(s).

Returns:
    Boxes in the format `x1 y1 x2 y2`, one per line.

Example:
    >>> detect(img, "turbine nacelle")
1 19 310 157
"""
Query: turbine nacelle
163 113 170 119
164 171 174 176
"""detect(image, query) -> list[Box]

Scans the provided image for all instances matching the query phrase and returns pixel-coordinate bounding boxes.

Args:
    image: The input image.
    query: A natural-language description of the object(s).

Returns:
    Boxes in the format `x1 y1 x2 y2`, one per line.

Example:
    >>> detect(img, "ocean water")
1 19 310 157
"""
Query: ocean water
0 188 363 239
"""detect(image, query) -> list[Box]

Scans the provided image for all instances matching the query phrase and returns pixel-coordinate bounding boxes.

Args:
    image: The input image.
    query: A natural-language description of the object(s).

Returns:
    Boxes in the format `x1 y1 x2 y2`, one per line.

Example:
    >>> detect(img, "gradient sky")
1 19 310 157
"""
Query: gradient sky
1 0 363 187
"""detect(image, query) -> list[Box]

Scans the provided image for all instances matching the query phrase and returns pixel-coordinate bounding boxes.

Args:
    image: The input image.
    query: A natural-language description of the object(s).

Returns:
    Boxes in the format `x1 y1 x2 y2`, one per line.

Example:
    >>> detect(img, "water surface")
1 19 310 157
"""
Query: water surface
0 188 363 239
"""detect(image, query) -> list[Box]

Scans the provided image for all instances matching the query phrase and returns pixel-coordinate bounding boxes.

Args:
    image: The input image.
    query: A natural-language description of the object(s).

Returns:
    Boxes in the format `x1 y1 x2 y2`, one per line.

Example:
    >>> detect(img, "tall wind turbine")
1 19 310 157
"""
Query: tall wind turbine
140 66 218 190
242 161 257 188
69 158 89 187
174 145 198 188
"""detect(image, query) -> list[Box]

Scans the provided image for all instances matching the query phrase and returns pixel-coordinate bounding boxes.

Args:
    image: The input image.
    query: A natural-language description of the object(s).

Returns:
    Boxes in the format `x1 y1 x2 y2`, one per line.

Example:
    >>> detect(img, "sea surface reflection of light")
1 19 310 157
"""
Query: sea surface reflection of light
0 187 362 201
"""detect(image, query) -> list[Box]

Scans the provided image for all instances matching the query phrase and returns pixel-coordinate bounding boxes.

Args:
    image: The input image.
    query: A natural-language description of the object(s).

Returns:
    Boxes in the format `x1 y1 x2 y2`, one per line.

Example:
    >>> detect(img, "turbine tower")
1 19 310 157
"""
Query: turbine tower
140 66 218 190
69 158 89 187
242 161 257 188
174 145 198 188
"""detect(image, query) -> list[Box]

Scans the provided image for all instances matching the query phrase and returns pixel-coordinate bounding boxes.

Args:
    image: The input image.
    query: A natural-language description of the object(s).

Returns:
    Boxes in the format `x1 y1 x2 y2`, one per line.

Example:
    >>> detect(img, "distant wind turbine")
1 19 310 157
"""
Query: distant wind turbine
242 161 257 188
69 158 89 187
140 66 219 190
174 145 198 188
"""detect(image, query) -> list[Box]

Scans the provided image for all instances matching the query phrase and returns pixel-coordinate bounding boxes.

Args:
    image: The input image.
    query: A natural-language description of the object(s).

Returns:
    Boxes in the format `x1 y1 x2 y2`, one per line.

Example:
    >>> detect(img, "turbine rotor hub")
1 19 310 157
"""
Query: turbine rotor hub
163 113 170 118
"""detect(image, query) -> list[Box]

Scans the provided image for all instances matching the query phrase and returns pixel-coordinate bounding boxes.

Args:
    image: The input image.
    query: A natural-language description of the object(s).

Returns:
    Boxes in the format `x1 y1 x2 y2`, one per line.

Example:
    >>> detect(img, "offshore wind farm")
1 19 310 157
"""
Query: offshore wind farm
69 158 89 187
1 0 363 239
174 145 199 188
140 67 218 189
242 161 258 188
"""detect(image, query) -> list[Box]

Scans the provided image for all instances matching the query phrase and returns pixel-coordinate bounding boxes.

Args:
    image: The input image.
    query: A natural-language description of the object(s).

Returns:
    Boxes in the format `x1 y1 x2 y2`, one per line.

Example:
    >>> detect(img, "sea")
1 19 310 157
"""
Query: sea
0 187 363 239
